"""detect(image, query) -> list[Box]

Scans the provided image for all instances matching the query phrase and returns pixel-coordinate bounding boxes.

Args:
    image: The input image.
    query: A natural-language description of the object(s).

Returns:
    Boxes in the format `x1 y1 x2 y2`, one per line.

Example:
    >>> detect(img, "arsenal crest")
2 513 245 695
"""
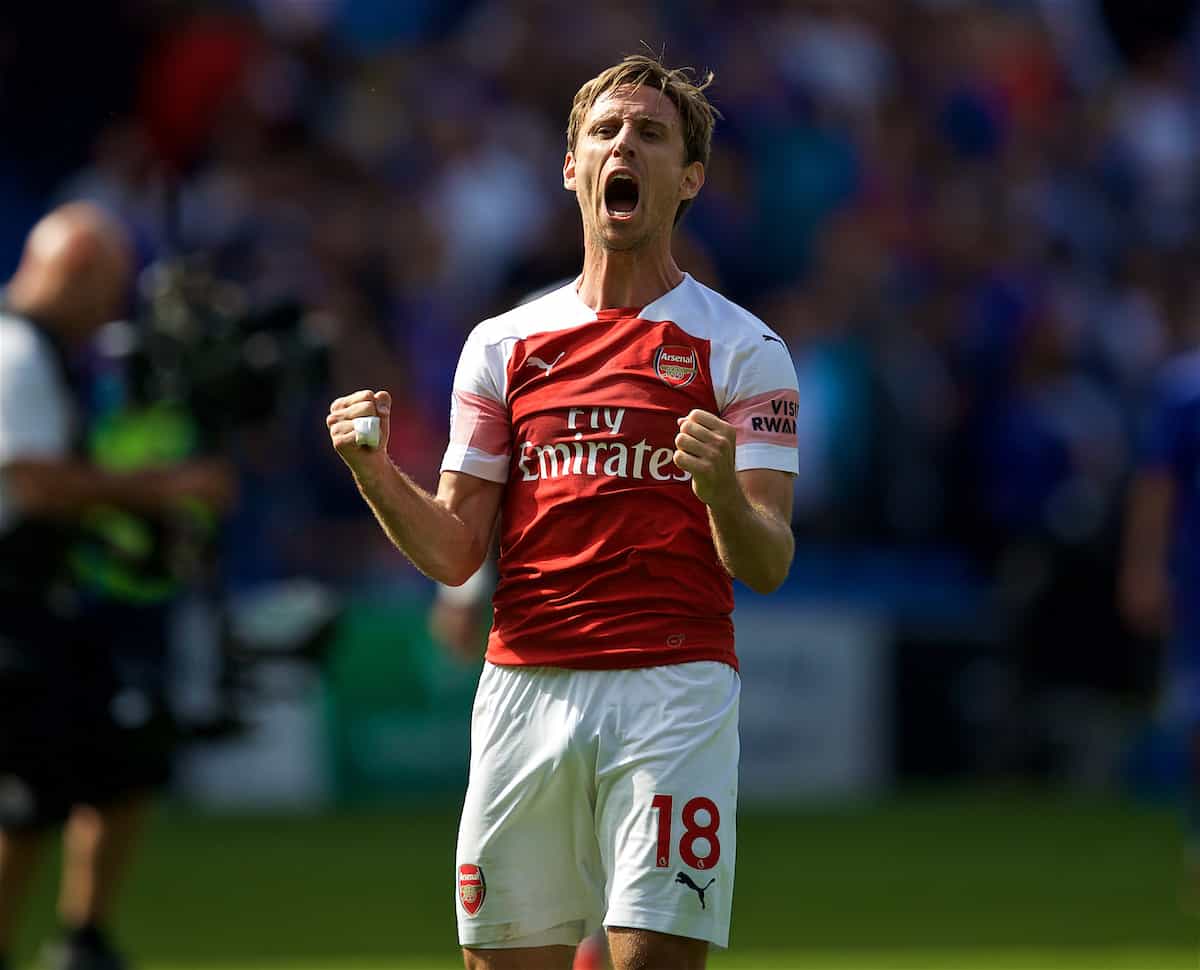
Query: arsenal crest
458 863 486 916
654 345 697 387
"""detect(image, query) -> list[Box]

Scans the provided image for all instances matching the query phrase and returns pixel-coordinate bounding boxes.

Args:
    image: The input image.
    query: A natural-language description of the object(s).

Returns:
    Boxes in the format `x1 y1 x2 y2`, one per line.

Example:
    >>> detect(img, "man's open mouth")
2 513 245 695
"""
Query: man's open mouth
604 172 640 217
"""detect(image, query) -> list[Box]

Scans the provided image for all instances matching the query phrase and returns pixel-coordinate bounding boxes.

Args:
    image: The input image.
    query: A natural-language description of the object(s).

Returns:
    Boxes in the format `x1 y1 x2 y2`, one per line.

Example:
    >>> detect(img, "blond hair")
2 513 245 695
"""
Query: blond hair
567 54 719 224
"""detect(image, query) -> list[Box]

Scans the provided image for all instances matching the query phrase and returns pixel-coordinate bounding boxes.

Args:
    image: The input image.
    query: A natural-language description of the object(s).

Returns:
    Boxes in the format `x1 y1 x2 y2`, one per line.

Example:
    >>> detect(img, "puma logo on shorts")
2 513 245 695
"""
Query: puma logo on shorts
675 872 716 909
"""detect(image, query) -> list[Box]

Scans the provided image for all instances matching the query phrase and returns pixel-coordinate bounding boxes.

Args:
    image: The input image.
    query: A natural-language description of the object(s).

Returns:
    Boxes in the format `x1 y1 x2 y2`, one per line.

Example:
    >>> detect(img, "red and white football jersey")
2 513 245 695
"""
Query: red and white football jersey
441 274 799 671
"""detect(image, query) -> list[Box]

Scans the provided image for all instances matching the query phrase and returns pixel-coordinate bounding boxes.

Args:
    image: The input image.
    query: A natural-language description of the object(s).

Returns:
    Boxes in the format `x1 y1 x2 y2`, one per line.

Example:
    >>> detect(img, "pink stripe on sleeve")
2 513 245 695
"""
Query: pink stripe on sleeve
723 388 799 447
451 390 511 456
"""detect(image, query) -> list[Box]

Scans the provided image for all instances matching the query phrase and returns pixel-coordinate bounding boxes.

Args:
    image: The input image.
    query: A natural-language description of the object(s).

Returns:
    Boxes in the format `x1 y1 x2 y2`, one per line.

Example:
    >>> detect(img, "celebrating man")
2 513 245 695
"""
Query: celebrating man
328 54 799 970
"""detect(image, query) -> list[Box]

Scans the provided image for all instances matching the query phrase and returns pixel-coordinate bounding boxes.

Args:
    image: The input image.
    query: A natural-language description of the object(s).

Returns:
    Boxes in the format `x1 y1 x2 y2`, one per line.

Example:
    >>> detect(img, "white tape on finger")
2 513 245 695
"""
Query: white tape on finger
353 416 381 449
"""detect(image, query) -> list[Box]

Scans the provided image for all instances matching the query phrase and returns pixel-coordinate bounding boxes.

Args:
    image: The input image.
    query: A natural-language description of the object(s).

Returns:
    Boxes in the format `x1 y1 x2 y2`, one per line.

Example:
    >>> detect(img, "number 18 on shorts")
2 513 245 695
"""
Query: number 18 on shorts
652 794 721 870
455 661 739 949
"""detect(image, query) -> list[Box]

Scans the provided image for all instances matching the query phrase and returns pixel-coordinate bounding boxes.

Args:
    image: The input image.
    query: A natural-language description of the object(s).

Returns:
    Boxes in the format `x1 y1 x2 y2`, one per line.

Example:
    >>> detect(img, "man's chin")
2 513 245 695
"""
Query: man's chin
597 221 649 252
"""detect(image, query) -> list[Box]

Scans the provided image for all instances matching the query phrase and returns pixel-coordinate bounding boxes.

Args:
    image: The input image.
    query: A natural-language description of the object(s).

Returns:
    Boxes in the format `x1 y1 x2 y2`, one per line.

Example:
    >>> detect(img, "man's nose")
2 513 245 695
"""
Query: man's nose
611 124 636 158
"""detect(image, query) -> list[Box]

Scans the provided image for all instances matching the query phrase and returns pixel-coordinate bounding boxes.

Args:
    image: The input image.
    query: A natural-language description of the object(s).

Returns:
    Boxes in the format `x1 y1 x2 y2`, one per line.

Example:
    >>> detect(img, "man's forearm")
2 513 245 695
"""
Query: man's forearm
1124 474 1172 571
707 492 794 594
5 459 178 517
351 459 486 586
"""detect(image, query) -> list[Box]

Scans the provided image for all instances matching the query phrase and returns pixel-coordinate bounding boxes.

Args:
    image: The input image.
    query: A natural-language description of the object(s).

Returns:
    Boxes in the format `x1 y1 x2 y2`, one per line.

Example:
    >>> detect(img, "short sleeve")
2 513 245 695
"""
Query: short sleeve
1139 393 1177 474
0 323 71 465
719 333 800 474
439 323 512 483
1138 364 1200 479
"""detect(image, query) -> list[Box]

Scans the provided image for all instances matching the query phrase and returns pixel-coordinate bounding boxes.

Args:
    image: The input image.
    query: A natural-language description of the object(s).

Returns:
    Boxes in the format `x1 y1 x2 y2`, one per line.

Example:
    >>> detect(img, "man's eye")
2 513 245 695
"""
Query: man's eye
595 126 614 137
643 129 660 140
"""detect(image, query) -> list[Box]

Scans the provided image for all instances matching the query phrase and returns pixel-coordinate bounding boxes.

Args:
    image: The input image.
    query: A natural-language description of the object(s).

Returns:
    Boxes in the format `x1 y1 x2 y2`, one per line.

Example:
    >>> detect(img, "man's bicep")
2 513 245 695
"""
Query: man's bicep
738 468 794 525
436 470 504 562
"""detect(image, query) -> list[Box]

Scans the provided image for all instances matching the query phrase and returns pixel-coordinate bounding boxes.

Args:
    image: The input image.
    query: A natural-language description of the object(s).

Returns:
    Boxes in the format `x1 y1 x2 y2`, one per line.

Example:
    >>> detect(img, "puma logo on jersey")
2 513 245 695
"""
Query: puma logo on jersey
762 334 785 346
675 873 715 909
526 352 565 375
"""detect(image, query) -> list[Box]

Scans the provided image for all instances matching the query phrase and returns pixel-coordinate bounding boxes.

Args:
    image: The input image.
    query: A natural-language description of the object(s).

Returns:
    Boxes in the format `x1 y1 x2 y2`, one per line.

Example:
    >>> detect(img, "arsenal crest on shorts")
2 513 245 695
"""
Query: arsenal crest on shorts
654 345 698 387
458 863 486 916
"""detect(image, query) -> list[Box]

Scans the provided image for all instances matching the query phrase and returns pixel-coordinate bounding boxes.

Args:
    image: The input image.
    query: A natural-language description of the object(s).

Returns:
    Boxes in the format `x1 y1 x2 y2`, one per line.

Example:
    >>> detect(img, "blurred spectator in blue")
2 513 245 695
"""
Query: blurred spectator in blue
1121 274 1200 899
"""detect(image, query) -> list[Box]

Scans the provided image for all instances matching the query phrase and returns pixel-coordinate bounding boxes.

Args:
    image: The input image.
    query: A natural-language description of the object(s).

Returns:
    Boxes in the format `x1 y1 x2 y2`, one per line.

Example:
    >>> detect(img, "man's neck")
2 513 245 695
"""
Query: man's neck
3 291 81 348
2 284 35 320
4 288 52 329
575 236 684 312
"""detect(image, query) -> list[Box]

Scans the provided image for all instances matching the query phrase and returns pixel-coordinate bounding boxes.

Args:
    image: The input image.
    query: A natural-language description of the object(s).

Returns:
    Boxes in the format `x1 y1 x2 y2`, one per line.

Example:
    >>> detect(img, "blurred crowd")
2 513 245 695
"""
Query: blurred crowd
3 0 1199 707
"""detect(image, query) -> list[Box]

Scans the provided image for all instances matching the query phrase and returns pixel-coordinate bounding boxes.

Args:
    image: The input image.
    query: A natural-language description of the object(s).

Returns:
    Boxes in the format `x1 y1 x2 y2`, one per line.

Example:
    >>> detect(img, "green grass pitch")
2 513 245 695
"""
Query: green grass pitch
10 790 1198 969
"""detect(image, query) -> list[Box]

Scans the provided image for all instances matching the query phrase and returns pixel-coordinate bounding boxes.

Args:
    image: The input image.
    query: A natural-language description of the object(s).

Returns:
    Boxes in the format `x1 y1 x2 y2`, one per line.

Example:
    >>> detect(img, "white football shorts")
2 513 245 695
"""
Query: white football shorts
455 660 739 950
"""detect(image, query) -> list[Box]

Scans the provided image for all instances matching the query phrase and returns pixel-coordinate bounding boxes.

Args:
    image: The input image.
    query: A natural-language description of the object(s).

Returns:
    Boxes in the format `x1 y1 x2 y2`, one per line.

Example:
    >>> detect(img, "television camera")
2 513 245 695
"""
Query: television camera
85 257 343 741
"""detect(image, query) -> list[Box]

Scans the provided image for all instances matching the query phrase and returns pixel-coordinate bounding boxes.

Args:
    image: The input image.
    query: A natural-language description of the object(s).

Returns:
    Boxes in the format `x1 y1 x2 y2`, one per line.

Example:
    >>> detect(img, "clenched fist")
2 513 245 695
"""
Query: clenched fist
327 389 391 473
673 408 739 510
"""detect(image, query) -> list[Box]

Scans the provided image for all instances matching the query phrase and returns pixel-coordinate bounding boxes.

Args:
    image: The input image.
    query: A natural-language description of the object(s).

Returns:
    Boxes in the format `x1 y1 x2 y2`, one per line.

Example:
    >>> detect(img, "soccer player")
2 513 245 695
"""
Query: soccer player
327 55 799 969
1120 330 1200 907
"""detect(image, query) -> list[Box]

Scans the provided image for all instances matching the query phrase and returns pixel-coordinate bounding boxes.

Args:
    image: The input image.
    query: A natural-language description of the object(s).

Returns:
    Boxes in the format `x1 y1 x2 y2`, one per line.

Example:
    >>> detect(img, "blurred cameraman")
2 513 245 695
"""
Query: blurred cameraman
0 203 234 970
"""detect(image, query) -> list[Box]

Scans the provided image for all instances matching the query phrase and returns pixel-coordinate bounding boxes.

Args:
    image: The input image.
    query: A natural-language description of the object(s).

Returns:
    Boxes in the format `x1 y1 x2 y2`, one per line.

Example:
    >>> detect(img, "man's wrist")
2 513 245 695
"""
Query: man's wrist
705 480 748 520
350 452 394 492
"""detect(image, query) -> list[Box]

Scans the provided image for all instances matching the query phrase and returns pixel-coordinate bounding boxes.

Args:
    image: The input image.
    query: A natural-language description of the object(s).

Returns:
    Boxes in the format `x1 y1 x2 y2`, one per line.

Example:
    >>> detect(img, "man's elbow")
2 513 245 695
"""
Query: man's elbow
439 565 476 588
743 567 789 595
438 548 489 588
741 549 793 594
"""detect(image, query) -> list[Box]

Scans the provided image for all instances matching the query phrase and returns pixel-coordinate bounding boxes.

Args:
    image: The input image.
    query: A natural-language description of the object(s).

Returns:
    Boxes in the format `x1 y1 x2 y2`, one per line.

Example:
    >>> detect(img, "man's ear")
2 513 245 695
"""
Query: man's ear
563 152 576 191
680 161 705 201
